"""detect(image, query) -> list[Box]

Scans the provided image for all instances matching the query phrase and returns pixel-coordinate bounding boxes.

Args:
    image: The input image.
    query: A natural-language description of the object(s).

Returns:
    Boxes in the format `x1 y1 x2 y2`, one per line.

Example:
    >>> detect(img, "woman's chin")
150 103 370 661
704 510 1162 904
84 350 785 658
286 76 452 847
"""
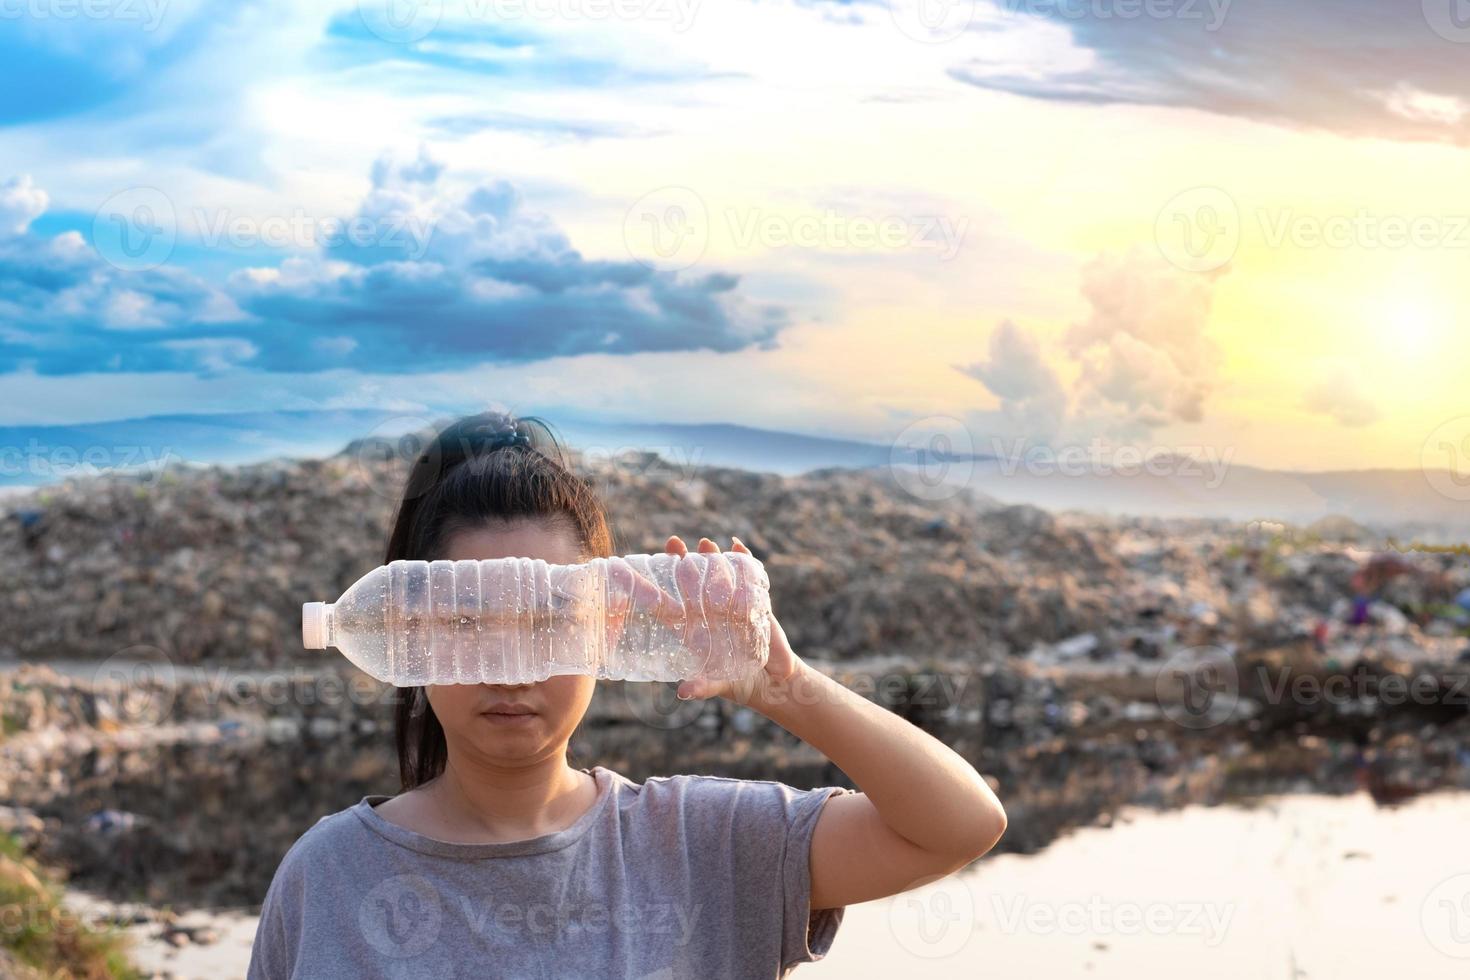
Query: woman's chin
477 709 542 728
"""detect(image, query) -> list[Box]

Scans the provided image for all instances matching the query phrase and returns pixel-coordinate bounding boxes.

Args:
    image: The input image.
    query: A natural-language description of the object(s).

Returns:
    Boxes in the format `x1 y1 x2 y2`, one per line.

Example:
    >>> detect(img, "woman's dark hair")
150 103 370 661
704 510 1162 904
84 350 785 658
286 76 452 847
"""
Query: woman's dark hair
385 411 614 790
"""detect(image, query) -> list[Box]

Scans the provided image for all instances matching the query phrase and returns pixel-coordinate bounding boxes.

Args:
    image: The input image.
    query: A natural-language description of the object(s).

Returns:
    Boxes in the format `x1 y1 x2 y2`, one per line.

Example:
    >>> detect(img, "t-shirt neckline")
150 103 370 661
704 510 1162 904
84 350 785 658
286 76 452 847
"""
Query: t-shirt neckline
351 765 617 859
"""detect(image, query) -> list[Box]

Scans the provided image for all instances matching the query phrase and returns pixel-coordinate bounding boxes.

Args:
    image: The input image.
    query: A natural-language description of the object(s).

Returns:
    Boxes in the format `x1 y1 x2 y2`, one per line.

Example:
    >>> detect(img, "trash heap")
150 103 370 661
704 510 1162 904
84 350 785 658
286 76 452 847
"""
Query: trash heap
2 439 1467 673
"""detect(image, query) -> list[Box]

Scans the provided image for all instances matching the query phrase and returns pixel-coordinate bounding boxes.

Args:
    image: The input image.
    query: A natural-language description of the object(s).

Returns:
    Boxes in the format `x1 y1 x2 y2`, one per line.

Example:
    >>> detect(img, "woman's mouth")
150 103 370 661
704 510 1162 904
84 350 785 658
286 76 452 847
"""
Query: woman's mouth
480 703 538 725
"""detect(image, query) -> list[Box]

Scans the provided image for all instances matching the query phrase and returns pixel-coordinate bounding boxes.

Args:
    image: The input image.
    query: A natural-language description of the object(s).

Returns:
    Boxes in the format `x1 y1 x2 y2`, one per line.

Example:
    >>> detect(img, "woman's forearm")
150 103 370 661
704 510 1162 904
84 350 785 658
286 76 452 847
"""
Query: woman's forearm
745 661 1006 860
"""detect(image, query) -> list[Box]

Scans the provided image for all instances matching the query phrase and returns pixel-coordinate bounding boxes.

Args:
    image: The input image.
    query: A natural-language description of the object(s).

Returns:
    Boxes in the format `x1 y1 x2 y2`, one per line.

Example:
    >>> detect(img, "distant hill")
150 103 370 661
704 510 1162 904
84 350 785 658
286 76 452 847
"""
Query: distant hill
959 458 1466 529
2 409 1464 529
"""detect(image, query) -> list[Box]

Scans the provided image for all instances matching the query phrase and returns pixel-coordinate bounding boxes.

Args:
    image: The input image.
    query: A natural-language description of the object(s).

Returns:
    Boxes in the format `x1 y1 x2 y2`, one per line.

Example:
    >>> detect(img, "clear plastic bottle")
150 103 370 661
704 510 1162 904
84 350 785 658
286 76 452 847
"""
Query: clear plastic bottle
301 552 772 685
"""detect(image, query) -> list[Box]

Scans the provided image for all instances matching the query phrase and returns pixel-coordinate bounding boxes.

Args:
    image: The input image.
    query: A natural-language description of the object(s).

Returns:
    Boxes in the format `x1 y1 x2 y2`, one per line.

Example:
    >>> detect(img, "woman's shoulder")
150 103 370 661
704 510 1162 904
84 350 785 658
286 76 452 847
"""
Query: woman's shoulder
613 766 833 796
270 800 378 881
602 766 745 800
602 767 844 826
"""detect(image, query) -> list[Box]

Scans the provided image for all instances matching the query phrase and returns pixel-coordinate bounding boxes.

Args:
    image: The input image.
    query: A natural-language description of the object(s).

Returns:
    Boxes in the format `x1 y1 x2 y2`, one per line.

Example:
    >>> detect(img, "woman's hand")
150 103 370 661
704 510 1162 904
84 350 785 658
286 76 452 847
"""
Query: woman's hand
663 535 800 703
663 535 1006 912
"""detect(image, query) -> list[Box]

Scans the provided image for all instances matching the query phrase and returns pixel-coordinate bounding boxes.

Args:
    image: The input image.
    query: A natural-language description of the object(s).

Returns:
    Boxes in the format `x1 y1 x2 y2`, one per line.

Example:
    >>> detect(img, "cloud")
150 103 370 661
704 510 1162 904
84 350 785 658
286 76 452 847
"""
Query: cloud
322 15 726 88
0 154 787 376
0 176 47 236
425 110 663 141
1304 373 1380 428
0 227 238 373
1066 252 1221 428
956 319 1068 439
960 251 1222 442
158 337 261 374
949 0 1470 144
1375 82 1469 127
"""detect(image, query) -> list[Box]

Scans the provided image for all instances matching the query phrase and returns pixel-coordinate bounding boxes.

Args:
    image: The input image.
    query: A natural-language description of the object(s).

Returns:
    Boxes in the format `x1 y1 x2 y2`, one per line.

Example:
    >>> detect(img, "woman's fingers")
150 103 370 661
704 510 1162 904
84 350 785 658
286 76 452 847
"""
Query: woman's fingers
611 537 769 684
604 555 689 636
698 539 736 605
662 535 781 702
694 538 738 614
694 538 742 680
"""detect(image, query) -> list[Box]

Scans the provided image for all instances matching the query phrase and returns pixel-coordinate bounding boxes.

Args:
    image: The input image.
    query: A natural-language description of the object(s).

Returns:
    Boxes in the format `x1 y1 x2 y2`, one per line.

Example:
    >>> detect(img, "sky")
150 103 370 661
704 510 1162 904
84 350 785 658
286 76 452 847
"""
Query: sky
2 0 1469 474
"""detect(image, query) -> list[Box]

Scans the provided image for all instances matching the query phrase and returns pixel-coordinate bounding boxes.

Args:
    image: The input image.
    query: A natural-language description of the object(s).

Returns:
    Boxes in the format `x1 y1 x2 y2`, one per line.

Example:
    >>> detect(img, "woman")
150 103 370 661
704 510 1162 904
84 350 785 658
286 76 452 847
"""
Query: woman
248 411 1006 979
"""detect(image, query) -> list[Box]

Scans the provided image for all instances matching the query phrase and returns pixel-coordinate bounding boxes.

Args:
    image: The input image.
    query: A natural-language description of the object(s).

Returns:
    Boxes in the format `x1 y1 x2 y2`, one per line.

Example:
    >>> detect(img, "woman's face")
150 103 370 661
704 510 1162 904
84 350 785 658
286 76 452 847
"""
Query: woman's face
425 518 597 769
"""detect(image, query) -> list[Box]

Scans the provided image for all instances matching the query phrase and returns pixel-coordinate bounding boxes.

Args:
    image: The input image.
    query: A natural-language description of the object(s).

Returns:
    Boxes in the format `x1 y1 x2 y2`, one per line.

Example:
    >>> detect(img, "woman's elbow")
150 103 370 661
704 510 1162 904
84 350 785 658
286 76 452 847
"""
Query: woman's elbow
937 797 1007 872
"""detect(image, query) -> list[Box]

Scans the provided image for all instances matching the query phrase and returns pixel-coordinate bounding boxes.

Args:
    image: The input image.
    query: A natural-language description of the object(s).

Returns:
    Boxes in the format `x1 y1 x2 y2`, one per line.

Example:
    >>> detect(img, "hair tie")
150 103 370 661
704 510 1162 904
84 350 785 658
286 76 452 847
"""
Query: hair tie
462 415 532 453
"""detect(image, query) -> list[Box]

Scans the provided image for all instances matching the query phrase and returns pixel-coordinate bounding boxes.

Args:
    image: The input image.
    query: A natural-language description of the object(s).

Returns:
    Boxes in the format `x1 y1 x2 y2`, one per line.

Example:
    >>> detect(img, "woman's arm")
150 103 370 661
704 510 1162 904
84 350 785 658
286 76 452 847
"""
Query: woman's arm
667 535 1007 910
752 661 1005 909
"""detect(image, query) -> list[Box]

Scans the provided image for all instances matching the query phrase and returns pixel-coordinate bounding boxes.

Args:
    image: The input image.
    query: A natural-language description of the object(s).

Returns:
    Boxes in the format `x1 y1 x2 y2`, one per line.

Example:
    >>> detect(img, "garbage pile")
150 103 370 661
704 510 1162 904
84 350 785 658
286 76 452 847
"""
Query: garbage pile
2 440 1468 673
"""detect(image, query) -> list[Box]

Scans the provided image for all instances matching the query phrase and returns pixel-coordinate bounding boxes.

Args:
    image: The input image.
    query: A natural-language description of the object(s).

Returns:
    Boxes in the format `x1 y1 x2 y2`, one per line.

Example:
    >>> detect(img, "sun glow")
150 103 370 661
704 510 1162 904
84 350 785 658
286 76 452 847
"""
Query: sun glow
1375 291 1453 357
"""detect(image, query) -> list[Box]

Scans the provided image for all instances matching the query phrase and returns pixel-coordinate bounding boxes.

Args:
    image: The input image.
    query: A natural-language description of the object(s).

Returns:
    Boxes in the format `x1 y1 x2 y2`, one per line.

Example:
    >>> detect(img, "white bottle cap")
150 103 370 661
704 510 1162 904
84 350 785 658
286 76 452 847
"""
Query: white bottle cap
302 602 328 649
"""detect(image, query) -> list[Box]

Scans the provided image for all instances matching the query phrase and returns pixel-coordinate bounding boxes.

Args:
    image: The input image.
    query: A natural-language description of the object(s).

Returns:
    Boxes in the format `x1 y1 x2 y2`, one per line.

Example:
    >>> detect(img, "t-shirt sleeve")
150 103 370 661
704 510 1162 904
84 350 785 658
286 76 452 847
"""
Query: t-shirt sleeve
690 776 852 972
776 783 851 970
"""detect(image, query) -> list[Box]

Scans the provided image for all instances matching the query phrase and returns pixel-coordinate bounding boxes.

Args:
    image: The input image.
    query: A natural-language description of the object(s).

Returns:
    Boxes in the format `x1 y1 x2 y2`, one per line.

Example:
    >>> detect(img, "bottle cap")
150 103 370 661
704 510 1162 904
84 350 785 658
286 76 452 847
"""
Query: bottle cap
302 602 327 649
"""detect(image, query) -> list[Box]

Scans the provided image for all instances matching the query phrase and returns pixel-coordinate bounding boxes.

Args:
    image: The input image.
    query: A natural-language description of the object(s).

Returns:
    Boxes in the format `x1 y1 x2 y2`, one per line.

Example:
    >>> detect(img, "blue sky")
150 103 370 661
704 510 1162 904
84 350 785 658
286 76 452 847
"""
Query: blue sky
3 0 1470 474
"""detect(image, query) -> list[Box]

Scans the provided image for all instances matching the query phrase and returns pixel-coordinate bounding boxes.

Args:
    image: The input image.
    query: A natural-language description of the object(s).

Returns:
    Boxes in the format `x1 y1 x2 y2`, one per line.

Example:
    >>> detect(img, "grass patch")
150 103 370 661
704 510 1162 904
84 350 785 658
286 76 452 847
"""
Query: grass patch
0 835 141 979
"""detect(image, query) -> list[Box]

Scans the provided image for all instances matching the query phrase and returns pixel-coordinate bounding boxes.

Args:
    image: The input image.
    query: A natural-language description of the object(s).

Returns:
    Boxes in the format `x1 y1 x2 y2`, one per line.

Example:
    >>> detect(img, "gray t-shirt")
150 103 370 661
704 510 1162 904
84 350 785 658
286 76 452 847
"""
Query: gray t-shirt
247 767 849 979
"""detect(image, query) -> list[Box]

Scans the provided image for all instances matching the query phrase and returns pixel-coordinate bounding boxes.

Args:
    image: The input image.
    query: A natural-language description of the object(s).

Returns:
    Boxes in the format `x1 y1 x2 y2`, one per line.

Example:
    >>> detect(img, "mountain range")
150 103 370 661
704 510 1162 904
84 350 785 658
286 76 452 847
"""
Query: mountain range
1 410 1462 530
